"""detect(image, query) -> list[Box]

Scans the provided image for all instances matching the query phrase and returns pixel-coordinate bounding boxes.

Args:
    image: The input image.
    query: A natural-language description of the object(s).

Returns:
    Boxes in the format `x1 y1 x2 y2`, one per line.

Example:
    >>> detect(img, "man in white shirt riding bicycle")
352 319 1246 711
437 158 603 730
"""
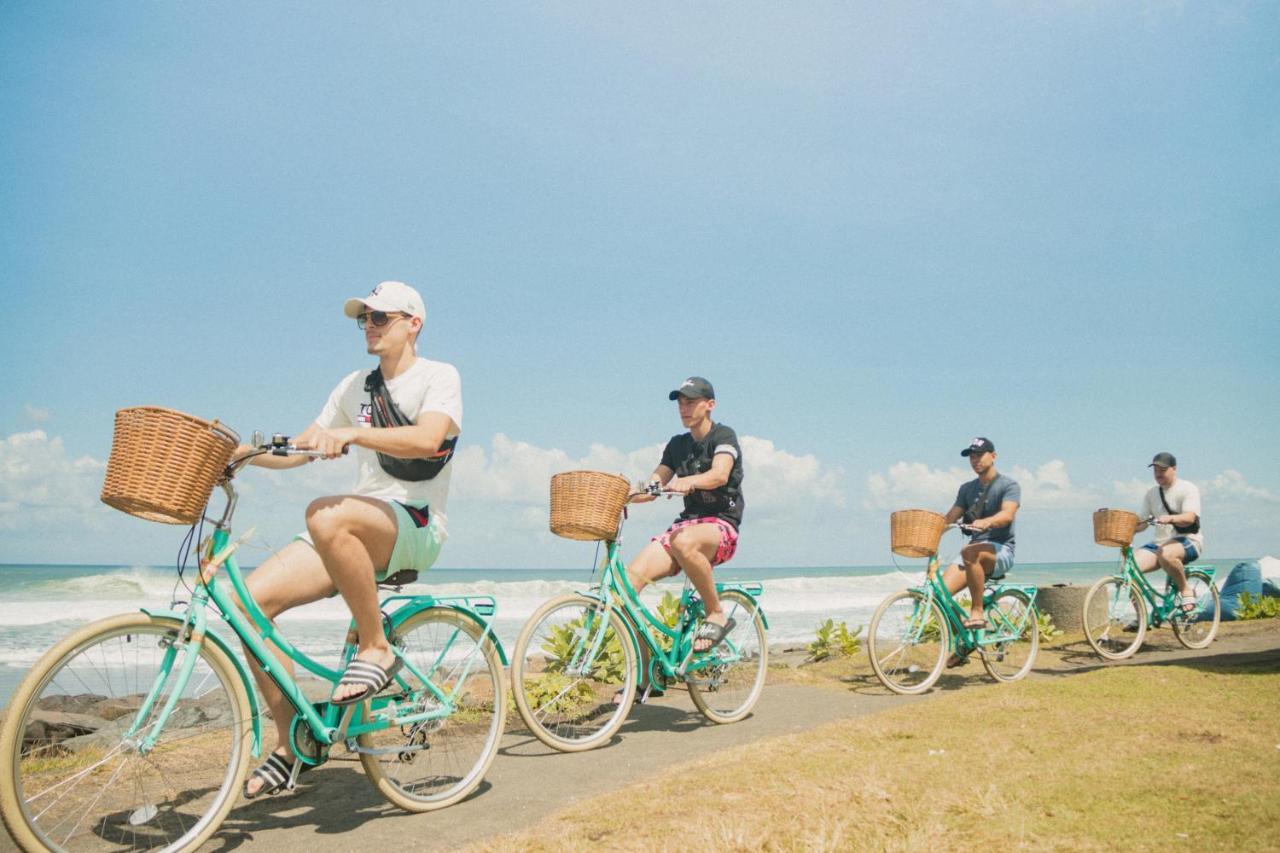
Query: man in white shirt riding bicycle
233 280 461 798
1133 451 1204 614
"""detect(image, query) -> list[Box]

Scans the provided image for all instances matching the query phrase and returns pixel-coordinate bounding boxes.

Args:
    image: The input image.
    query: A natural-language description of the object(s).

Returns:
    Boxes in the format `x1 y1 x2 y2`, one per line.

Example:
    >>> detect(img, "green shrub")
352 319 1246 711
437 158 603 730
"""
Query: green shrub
1236 592 1280 620
806 619 864 662
1037 610 1064 642
518 671 597 717
541 614 627 683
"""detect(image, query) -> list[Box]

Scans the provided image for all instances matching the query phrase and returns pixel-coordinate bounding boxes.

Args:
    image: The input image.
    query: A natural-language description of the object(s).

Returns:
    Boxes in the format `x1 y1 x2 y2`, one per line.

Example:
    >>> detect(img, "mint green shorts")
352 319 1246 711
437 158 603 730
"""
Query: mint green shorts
296 500 446 582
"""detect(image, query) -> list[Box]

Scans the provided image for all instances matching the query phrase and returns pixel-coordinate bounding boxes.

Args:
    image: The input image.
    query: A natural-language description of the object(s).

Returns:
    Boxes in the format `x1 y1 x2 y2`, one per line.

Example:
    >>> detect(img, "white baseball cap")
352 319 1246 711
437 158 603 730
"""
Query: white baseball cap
343 281 426 320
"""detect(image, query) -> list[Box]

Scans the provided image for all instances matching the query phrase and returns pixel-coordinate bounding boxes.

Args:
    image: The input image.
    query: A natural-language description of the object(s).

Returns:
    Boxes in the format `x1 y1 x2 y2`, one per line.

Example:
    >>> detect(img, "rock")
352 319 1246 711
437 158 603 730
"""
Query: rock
94 696 143 721
1035 584 1088 632
36 694 107 714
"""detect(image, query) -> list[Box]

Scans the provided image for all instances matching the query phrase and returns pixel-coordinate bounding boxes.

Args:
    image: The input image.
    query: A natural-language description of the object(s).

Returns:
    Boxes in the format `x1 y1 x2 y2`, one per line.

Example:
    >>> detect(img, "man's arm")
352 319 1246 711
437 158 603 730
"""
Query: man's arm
631 465 675 503
668 453 733 495
943 505 965 524
296 412 456 460
970 500 1019 532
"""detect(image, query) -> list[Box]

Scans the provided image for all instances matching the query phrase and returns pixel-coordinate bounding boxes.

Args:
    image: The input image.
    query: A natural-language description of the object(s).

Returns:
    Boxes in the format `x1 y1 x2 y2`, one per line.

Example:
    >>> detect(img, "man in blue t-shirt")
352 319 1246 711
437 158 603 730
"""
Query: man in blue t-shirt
940 437 1022 637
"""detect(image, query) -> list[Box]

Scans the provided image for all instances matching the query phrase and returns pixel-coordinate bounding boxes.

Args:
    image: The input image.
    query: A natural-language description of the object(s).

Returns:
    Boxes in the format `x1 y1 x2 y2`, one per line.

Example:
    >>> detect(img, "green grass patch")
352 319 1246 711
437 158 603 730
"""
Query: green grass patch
474 658 1280 851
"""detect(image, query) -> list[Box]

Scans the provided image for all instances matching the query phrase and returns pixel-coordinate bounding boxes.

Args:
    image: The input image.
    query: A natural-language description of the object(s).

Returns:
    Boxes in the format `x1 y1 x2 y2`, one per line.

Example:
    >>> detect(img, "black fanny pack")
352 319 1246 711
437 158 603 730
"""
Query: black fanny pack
1159 487 1200 535
364 368 457 482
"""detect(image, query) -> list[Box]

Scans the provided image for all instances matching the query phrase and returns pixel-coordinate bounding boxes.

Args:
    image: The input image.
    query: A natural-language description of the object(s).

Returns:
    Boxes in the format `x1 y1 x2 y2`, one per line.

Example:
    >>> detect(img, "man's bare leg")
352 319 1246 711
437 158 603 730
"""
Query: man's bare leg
239 540 336 795
1156 543 1190 597
305 496 398 703
665 525 728 651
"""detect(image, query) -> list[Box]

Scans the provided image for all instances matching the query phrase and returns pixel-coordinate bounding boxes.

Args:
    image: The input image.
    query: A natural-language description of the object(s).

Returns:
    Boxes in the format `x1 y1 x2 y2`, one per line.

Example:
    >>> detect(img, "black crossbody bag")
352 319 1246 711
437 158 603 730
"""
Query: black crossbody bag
364 367 457 482
1158 487 1200 535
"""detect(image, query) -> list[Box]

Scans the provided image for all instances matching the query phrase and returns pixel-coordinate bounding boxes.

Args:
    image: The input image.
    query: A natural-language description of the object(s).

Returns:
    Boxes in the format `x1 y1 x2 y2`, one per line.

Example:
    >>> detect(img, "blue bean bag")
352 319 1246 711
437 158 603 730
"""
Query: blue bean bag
1218 560 1262 621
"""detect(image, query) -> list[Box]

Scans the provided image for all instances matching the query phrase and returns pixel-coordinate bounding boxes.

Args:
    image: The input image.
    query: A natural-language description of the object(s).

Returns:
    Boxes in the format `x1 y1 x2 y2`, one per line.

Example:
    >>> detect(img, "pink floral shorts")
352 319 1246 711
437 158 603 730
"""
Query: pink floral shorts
654 517 739 567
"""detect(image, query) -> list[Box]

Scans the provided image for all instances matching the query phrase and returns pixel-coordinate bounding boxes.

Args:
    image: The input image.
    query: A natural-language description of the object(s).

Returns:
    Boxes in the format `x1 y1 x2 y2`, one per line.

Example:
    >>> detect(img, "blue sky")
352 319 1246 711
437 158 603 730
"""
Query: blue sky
2 3 1277 569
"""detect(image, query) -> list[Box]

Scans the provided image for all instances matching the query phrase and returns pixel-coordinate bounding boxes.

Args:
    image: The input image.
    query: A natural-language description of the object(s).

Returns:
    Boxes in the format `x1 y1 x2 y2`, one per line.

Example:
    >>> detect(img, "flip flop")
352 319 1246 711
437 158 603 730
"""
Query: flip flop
243 752 309 799
692 617 737 653
1177 596 1198 616
331 656 403 706
961 617 989 631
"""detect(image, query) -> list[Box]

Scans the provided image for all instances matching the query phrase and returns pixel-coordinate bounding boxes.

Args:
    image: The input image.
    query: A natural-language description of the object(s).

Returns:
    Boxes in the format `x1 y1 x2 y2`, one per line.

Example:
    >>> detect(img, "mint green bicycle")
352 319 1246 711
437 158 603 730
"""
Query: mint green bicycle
1082 515 1220 660
511 483 769 752
0 433 507 852
868 523 1040 695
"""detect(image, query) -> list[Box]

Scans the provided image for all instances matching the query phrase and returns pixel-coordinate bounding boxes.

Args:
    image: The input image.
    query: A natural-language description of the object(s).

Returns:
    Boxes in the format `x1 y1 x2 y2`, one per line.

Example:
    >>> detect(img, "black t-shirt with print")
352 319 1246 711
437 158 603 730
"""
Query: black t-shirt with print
659 422 745 529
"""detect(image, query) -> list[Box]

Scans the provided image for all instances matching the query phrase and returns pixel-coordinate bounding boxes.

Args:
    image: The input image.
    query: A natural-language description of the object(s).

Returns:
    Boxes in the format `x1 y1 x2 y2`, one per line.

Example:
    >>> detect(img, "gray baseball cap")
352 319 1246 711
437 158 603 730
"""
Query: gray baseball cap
668 376 715 401
1148 452 1177 468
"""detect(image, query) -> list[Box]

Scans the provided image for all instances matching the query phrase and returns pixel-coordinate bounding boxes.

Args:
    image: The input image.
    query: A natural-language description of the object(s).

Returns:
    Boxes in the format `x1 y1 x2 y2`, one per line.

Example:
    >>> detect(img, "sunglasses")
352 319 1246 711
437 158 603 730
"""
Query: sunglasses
356 311 408 330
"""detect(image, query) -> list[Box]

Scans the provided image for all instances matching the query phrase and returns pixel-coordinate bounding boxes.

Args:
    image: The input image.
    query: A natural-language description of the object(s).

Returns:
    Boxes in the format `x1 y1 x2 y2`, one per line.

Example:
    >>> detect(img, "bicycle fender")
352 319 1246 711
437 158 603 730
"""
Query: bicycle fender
387 603 509 665
718 588 769 630
141 608 263 758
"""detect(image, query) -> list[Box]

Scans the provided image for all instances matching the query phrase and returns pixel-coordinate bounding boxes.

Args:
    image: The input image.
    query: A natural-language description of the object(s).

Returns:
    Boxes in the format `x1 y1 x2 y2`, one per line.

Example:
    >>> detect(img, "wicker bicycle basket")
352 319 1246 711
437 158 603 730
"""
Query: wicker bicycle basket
1093 508 1139 548
101 406 239 525
549 471 631 541
890 509 949 558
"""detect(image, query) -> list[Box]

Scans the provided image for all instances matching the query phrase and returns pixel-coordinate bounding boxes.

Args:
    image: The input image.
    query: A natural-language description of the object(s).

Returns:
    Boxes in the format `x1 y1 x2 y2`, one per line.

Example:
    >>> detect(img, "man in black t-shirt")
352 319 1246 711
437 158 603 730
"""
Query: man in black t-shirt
628 376 744 653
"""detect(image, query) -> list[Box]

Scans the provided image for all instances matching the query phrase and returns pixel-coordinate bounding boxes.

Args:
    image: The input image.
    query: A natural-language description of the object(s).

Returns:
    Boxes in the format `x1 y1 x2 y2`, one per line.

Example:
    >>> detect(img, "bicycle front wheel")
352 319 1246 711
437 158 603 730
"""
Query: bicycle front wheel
1082 576 1146 660
980 589 1039 683
358 607 506 812
0 613 253 853
687 590 768 724
868 590 948 694
1170 571 1221 650
510 595 637 752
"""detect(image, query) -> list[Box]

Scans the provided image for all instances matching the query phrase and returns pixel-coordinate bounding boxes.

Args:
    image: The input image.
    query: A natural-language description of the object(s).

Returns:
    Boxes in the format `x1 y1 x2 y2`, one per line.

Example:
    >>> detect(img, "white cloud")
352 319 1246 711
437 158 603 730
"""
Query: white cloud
23 404 51 424
1006 460 1104 510
1202 470 1279 504
867 459 1104 512
863 461 968 511
0 430 109 531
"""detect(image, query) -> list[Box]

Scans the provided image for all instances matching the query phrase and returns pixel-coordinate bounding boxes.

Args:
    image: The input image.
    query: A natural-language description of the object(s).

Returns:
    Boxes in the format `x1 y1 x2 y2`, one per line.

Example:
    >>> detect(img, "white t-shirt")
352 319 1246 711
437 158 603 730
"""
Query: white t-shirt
1138 478 1203 553
314 358 462 511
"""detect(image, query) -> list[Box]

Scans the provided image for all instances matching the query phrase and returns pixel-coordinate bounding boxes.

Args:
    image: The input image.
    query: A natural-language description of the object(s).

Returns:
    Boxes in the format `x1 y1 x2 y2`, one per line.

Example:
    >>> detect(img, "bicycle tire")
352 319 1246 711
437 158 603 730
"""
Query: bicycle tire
1170 571 1220 650
1082 576 1146 660
868 590 948 695
686 590 768 724
358 607 506 812
0 612 252 853
510 595 637 752
980 589 1038 683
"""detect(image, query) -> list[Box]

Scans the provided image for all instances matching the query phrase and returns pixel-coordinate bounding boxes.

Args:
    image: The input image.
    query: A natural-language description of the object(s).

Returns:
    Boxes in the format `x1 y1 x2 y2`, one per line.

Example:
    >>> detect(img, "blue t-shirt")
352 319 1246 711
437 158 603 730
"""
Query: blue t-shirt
953 473 1021 553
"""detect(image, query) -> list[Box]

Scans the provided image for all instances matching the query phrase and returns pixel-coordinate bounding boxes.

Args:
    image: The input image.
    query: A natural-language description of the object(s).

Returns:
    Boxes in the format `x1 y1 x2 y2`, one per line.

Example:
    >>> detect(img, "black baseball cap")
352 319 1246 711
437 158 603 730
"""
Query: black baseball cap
669 376 715 401
961 437 995 457
1148 452 1177 468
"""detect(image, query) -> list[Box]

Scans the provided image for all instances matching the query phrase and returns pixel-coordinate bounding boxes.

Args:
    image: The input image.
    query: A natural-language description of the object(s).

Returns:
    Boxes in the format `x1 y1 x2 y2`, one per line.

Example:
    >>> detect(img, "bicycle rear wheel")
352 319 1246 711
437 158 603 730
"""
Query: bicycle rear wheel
980 589 1038 682
1082 576 1146 660
510 595 637 752
867 590 948 694
358 607 506 812
0 613 252 852
686 590 768 724
1170 571 1220 650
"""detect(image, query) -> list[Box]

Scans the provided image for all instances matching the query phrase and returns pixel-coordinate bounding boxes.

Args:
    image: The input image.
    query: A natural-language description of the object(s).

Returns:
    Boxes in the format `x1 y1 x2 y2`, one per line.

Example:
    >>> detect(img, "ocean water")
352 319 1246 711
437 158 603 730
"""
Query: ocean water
0 556 1238 704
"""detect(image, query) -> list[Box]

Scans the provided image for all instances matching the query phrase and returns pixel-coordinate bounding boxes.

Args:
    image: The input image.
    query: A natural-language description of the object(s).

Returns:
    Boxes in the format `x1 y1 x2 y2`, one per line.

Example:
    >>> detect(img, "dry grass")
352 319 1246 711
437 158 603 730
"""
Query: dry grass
472 656 1280 852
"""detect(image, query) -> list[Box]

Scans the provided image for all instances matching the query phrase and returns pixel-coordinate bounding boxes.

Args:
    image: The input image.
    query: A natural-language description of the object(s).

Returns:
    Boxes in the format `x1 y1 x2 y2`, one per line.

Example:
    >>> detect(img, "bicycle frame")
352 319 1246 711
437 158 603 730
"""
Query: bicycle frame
1113 546 1216 627
125 481 507 761
576 536 767 686
915 548 1038 654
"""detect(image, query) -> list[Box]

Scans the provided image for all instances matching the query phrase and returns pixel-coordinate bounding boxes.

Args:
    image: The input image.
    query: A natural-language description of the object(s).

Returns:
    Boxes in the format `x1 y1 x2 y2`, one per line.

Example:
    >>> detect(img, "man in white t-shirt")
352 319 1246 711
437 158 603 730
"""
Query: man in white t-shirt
1133 451 1203 613
234 281 461 798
